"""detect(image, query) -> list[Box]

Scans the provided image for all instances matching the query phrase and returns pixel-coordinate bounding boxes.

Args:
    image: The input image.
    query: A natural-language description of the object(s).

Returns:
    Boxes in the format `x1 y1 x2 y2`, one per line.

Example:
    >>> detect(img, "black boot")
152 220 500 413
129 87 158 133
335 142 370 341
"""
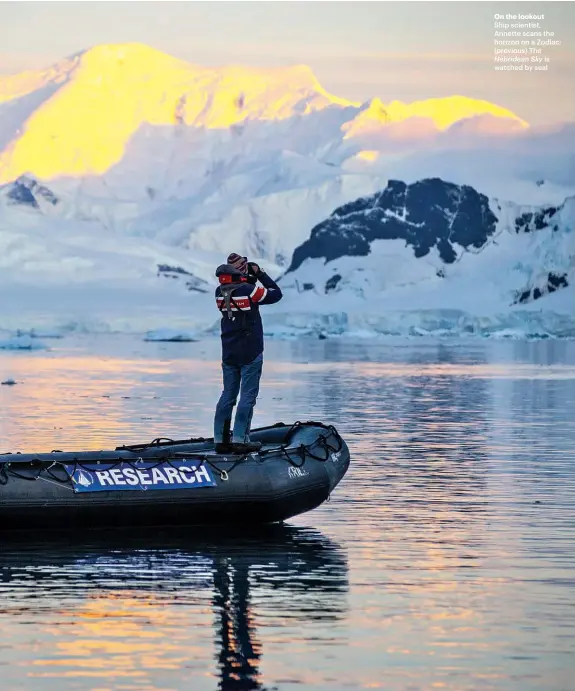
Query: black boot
214 418 234 453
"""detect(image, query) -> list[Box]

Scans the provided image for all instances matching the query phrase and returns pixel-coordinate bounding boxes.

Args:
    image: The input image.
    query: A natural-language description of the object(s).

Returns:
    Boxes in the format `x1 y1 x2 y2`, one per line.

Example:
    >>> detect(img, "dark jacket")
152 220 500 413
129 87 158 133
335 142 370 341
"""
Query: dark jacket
215 271 283 366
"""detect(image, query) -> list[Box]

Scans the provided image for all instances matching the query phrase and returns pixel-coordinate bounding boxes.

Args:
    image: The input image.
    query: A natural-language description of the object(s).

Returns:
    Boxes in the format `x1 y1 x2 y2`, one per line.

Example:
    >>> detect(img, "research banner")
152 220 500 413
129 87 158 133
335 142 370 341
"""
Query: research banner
63 460 217 493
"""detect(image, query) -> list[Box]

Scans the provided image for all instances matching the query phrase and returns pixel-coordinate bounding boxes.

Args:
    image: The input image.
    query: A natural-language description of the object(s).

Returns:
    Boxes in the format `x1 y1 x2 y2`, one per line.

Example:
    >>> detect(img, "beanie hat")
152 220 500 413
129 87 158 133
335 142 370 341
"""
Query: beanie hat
227 253 248 274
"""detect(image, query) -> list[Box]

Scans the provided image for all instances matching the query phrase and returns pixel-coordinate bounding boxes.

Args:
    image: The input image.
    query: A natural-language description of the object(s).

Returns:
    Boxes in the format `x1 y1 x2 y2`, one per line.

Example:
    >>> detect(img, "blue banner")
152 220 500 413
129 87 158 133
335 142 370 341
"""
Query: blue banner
63 459 217 493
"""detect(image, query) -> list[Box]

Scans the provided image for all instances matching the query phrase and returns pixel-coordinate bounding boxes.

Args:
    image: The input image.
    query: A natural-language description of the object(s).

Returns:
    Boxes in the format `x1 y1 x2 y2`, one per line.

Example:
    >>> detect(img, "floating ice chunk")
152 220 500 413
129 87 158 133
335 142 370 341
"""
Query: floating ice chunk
15 328 64 339
340 329 380 339
0 335 48 350
263 325 310 340
487 328 528 340
143 328 199 342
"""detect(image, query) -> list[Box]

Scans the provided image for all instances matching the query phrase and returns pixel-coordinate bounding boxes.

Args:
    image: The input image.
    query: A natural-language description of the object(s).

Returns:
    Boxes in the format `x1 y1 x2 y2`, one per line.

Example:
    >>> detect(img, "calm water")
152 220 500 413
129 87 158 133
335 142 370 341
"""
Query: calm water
1 335 574 690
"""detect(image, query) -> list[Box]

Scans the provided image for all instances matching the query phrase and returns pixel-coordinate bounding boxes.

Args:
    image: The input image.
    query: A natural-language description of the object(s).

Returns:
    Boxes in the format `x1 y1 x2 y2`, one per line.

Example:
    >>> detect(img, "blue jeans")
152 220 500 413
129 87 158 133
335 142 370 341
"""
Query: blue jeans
214 353 263 444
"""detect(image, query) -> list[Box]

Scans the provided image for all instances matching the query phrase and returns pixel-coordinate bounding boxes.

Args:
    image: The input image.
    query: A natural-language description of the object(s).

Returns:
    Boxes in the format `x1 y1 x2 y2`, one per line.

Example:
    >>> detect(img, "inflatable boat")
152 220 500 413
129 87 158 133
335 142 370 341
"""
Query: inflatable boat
0 421 350 530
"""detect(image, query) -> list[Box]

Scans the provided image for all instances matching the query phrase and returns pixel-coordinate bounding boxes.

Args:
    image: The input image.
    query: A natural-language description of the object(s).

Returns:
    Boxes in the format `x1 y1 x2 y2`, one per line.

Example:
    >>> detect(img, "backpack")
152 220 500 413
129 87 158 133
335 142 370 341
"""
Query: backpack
218 284 250 326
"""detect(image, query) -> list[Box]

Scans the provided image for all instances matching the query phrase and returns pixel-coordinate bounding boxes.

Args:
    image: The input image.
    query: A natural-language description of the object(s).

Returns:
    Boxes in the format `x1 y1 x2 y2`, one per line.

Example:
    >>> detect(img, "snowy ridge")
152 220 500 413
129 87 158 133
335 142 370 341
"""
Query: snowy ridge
0 43 526 182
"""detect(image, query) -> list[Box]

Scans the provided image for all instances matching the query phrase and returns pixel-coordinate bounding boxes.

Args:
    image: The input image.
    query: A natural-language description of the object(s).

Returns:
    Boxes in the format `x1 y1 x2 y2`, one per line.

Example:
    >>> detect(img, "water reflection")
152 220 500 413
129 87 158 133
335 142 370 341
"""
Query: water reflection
1 337 575 689
398 346 489 501
0 525 348 690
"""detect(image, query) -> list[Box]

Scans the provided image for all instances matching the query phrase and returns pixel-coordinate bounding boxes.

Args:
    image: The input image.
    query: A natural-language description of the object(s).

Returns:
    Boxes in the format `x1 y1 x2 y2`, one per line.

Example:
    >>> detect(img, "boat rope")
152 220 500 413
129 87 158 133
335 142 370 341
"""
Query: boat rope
262 421 343 467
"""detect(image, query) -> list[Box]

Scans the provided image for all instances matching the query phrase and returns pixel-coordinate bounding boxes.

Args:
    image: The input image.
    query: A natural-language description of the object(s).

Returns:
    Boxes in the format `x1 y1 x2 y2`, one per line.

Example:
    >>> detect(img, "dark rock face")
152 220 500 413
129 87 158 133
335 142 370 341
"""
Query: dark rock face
157 264 209 293
3 176 58 208
7 181 37 207
285 177 571 306
288 178 498 272
514 272 569 305
325 274 342 293
515 207 559 233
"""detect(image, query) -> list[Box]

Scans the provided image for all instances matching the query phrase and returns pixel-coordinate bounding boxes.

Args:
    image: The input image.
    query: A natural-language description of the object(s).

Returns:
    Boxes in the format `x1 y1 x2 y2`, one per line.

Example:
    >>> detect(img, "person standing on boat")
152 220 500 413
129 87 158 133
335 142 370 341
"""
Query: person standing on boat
213 253 283 454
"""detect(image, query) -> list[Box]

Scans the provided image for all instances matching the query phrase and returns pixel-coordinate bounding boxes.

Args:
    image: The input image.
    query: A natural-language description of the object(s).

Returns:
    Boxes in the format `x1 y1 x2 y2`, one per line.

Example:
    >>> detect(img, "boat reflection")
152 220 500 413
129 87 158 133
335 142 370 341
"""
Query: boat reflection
0 524 348 690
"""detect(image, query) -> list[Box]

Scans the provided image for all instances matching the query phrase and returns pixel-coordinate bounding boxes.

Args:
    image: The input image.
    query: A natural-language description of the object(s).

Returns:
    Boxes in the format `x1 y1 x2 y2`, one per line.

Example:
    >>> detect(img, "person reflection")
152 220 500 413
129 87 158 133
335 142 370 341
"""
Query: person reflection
210 526 348 691
213 558 262 690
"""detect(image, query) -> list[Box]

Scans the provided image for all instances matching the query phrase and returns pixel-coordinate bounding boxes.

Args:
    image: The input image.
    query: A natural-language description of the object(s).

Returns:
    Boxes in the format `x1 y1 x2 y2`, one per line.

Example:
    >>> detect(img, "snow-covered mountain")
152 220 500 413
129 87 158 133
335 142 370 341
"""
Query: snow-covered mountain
278 178 574 337
0 43 573 338
0 43 526 182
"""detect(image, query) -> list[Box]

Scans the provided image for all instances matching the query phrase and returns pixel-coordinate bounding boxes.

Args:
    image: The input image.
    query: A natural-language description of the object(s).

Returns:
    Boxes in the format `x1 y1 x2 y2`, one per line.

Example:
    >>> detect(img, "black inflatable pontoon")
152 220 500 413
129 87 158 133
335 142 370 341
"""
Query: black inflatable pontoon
0 421 350 530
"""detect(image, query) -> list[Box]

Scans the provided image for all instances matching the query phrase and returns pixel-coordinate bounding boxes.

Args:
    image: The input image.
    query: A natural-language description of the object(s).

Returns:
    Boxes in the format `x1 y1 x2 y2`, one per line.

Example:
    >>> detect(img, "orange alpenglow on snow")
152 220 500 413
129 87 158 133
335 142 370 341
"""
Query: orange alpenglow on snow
0 42 528 183
341 96 528 139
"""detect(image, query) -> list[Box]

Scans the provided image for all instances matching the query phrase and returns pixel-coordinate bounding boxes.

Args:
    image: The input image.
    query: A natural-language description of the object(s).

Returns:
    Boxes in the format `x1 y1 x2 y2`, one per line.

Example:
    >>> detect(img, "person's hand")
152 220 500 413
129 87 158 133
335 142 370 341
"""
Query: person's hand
247 262 262 277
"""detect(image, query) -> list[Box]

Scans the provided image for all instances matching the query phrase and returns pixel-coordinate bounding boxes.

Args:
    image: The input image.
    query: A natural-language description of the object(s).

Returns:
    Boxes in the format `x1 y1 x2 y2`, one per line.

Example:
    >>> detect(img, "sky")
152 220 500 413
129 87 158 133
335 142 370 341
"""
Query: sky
0 1 574 126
